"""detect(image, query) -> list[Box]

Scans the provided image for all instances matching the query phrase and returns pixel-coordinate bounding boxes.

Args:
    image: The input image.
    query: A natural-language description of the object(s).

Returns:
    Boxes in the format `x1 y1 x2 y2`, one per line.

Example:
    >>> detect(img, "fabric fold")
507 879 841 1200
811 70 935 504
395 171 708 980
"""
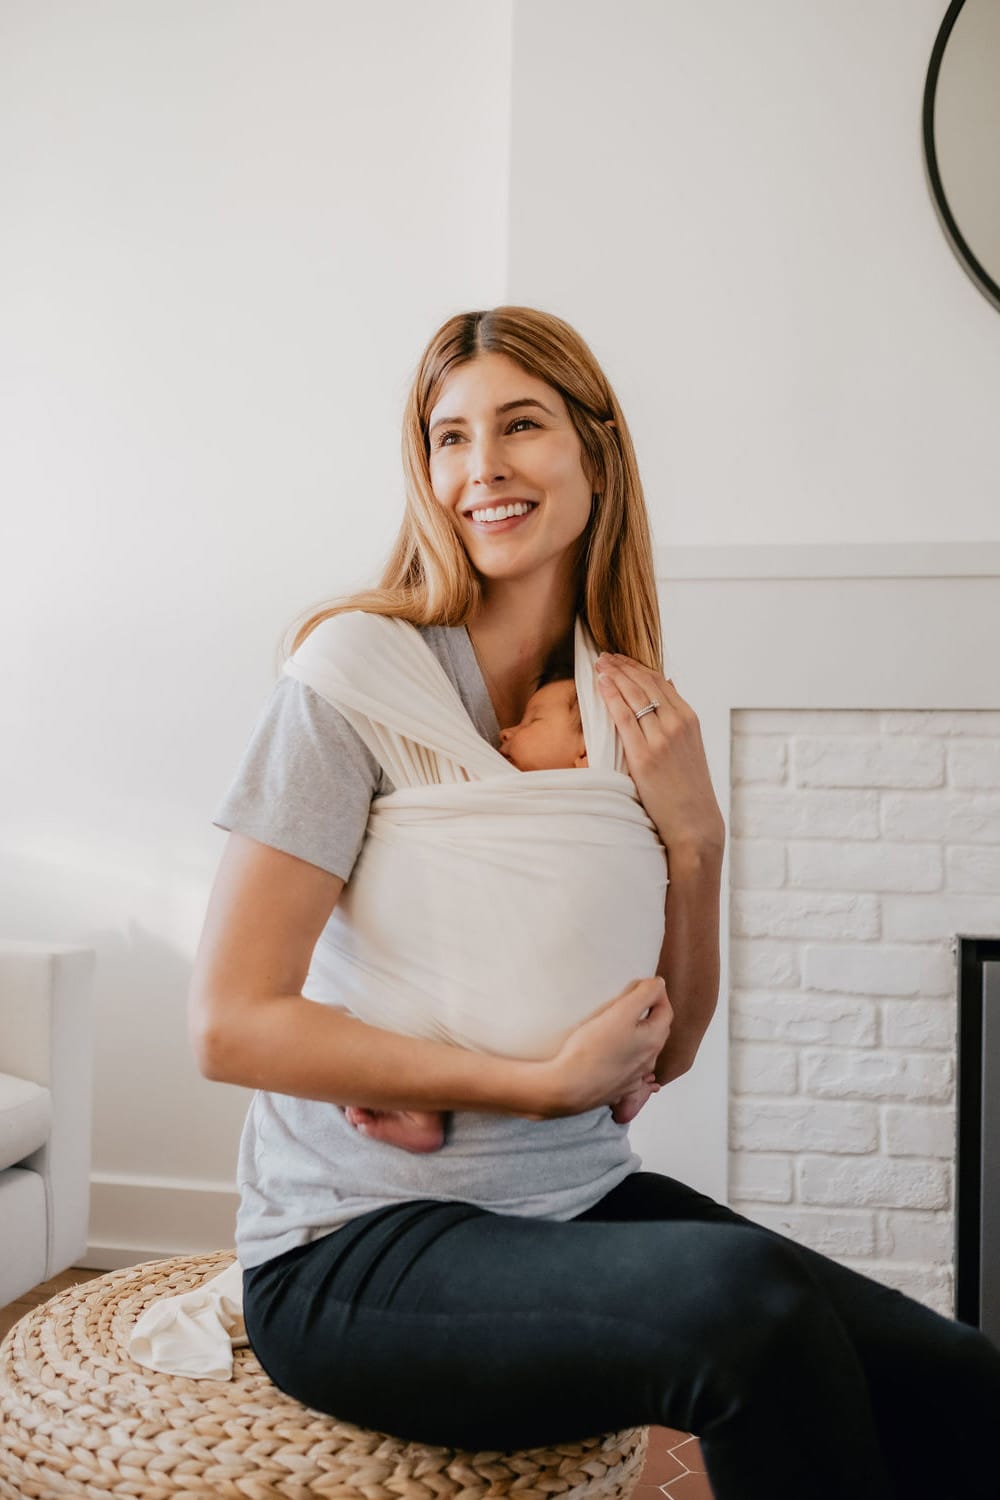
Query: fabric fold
128 1259 247 1380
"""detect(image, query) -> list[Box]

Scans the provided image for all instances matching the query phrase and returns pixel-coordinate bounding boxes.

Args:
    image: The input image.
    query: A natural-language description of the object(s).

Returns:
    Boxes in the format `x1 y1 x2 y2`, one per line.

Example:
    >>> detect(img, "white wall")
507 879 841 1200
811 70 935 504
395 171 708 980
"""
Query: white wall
508 0 1000 547
3 0 997 1259
0 0 512 1257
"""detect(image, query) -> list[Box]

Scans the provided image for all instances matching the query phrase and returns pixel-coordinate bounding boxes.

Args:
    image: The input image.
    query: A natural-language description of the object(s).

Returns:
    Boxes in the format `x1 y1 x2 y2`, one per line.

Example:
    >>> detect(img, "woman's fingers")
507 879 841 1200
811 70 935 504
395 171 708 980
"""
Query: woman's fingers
543 975 673 1118
637 980 673 1031
621 978 672 1063
595 653 725 853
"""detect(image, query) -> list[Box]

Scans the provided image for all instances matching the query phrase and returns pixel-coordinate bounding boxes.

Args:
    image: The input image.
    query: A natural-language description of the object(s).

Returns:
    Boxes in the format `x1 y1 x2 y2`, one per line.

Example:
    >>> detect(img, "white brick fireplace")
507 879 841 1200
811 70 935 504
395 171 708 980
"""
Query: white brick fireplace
630 543 1000 1318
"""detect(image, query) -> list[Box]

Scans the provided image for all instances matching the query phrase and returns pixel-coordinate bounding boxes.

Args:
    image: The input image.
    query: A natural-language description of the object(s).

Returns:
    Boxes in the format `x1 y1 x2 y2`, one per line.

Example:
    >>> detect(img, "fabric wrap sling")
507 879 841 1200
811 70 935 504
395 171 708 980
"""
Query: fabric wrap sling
288 609 670 1061
128 609 670 1379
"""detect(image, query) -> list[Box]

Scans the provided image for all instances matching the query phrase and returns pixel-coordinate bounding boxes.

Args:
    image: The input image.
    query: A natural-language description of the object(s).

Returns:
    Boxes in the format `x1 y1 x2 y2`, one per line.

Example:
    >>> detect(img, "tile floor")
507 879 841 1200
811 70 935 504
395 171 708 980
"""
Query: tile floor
1 1270 712 1498
639 1427 713 1500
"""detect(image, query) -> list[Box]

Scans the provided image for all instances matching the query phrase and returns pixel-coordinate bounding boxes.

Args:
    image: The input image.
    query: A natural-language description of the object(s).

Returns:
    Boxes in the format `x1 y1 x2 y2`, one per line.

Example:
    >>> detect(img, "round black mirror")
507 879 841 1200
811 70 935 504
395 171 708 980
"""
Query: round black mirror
923 0 1000 312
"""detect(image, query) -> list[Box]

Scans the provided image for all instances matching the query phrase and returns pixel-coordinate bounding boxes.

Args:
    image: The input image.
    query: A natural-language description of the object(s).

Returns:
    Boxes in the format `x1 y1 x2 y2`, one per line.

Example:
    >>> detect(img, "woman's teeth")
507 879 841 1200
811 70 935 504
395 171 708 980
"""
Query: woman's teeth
469 501 536 524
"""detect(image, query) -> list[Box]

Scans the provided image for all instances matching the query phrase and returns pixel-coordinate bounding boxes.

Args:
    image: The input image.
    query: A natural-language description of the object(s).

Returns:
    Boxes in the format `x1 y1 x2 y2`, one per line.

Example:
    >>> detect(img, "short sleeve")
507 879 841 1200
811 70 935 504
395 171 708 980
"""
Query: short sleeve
212 675 389 883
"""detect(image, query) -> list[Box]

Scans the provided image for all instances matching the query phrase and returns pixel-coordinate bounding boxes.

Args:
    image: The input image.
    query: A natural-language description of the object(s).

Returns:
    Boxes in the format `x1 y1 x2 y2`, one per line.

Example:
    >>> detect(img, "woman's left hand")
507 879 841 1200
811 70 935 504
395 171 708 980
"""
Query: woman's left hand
595 653 725 855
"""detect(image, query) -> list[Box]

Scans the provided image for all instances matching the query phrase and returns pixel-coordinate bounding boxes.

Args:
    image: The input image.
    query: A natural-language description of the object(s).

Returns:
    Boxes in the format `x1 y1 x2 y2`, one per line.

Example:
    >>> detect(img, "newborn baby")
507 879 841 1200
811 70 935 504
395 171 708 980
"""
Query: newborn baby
342 676 658 1151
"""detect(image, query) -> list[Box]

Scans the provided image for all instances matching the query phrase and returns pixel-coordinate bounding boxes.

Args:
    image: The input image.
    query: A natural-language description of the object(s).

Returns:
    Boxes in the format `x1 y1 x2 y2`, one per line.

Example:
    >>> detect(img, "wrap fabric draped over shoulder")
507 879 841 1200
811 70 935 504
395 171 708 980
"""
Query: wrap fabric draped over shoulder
283 609 626 786
284 611 670 1061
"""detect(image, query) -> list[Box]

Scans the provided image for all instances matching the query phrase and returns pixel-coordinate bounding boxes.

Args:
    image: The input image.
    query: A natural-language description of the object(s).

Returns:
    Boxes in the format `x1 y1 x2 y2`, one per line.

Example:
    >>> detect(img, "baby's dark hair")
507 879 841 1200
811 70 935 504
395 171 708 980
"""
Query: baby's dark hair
534 638 575 691
533 647 582 732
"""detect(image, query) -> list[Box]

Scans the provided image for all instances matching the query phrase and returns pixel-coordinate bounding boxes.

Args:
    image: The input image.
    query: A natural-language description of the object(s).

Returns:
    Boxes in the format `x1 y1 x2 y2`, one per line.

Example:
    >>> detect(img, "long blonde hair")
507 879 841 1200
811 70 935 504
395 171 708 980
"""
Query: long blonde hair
286 306 662 669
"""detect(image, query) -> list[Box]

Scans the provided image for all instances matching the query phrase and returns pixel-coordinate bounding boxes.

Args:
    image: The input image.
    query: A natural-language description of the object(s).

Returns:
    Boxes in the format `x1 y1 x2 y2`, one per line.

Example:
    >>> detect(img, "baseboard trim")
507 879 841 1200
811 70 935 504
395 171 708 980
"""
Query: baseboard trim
84 1173 239 1268
77 1245 176 1271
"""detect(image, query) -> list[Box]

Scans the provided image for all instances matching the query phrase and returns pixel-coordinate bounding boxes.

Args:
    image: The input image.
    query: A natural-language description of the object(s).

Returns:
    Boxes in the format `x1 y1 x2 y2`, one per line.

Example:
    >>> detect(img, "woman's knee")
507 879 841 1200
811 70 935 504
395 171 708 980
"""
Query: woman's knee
662 1223 818 1321
654 1227 831 1388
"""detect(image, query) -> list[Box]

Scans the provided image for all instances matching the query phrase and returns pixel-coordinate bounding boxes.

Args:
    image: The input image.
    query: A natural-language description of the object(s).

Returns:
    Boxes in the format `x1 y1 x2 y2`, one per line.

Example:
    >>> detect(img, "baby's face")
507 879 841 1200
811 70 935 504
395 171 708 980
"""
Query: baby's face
498 680 589 771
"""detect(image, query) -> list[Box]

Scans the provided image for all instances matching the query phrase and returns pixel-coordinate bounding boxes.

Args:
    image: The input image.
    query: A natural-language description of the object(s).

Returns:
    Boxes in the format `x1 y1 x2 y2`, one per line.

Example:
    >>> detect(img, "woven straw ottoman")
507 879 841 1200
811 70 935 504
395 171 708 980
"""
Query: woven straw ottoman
0 1250 650 1500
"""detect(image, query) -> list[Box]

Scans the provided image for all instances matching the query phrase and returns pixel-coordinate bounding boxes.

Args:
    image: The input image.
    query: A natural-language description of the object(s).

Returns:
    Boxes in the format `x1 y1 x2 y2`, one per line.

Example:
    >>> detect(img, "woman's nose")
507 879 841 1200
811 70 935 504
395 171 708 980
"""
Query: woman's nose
469 434 511 483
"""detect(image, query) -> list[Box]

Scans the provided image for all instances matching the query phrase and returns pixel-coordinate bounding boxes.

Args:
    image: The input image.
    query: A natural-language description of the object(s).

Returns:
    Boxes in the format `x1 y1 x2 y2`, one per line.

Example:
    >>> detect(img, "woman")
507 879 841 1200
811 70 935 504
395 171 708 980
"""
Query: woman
190 307 1000 1500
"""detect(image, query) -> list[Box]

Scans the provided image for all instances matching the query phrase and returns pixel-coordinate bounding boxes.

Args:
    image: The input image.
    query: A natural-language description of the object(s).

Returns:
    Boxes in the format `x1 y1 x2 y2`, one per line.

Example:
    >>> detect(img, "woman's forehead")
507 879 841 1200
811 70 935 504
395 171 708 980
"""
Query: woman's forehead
429 353 563 422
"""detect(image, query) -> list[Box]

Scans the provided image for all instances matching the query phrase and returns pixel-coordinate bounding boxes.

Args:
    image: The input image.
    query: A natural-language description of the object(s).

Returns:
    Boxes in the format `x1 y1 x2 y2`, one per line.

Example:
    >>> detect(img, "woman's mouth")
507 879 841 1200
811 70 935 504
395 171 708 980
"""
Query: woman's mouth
464 501 539 534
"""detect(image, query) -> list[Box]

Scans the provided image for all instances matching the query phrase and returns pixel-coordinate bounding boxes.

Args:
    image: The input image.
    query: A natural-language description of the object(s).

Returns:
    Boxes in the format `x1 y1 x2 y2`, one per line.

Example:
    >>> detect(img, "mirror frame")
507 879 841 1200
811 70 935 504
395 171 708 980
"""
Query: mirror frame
922 0 1000 313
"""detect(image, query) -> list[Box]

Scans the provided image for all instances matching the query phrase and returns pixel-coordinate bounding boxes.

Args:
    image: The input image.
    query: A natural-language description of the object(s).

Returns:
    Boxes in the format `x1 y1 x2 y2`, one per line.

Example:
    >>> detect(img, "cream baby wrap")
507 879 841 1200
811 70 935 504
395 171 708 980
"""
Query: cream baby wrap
130 609 669 1378
292 609 669 1060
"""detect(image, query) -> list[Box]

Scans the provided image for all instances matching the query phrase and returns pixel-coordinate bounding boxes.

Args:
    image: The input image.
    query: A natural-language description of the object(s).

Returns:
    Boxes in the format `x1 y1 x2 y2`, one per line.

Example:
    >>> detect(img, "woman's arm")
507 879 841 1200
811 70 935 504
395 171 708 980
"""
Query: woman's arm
189 832 550 1115
653 843 723 1084
592 654 726 1085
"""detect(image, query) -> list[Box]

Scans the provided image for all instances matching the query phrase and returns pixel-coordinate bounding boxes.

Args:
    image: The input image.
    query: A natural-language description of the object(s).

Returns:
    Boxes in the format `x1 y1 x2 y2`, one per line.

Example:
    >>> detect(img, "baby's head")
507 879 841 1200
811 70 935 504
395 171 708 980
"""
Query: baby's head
499 676 589 772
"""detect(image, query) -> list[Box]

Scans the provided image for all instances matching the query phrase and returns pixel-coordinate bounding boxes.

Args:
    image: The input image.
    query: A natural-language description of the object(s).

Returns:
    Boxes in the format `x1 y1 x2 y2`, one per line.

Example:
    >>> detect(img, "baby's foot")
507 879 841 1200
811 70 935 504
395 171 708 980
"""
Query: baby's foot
610 1075 661 1125
343 1107 447 1153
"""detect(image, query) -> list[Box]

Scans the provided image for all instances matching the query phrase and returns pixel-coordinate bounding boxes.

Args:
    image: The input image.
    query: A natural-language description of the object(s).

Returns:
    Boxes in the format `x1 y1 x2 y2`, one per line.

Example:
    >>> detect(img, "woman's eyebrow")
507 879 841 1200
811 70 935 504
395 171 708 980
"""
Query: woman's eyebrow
428 398 555 438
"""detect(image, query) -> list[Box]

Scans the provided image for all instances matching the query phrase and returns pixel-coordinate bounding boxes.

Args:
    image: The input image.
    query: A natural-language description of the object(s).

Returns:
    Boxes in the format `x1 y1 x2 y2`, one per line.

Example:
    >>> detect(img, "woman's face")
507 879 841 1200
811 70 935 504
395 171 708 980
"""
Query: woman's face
426 352 595 584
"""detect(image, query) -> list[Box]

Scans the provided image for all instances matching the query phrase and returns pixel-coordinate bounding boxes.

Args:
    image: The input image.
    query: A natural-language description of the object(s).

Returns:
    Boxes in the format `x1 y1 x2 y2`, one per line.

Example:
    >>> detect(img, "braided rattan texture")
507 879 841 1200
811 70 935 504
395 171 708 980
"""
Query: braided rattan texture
0 1250 649 1500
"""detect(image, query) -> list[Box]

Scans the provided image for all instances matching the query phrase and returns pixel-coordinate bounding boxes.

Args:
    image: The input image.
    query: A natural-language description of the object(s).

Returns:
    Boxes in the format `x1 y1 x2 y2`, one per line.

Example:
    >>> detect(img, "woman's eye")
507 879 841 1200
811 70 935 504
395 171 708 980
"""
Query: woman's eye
435 418 537 448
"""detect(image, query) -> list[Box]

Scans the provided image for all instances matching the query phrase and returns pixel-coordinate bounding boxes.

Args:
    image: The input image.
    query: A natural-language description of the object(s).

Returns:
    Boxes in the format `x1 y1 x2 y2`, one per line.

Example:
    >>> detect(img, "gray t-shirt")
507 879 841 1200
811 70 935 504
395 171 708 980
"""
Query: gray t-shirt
215 620 641 1269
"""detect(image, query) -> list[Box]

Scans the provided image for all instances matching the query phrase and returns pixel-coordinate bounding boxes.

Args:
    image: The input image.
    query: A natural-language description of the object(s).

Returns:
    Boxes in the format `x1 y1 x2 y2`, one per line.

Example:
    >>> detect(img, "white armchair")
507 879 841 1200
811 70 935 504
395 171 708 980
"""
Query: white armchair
0 941 95 1307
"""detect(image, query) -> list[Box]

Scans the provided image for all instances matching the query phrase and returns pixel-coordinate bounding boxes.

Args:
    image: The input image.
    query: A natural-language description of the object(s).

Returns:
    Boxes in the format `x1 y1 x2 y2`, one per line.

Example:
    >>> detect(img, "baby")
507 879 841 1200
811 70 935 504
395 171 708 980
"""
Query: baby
342 675 658 1151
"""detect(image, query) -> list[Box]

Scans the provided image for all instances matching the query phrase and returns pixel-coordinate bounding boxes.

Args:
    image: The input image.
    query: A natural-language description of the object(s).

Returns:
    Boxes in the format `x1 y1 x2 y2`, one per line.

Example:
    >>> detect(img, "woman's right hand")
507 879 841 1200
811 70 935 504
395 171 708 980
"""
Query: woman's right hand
522 977 673 1120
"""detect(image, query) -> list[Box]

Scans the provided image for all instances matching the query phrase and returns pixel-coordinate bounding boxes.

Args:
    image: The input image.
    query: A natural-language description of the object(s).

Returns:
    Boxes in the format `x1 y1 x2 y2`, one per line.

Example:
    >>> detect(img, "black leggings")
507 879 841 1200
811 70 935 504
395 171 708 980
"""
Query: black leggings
242 1171 1000 1500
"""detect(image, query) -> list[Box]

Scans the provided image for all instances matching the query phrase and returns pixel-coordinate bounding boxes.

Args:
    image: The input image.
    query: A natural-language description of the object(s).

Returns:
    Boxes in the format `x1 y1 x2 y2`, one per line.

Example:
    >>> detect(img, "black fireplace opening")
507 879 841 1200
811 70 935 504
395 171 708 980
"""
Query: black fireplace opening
956 935 1000 1340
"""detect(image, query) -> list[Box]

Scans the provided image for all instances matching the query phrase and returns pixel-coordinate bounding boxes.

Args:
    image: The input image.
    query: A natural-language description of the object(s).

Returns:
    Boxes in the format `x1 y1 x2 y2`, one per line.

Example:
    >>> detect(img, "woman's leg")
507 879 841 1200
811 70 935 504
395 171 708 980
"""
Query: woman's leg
577 1170 1000 1500
243 1196 896 1500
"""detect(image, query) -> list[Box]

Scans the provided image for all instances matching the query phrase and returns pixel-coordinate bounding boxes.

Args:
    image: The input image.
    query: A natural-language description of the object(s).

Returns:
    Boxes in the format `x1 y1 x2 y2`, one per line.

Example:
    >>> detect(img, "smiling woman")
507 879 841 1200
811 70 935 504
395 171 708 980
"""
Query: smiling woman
424 354 600 629
190 305 1000 1498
